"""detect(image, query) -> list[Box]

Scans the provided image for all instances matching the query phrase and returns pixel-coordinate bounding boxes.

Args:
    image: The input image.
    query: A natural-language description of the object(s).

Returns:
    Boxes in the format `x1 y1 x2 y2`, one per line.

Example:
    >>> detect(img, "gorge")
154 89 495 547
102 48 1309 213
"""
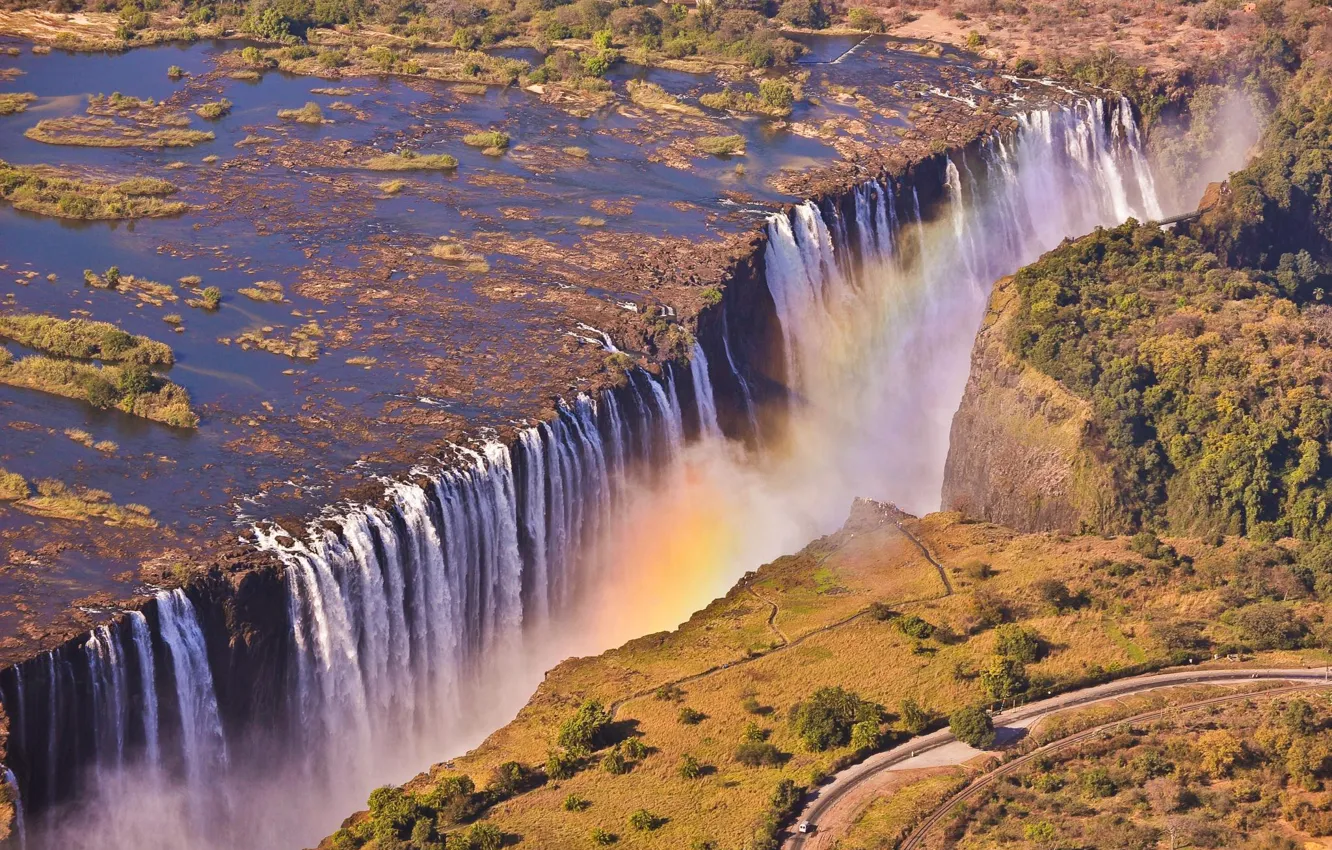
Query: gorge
0 80 1188 849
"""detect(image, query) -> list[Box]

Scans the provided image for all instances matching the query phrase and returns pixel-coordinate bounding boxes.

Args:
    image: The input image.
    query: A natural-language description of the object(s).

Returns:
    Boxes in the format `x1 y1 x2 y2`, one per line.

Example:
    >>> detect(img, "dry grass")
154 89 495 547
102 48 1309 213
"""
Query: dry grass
237 281 286 302
0 92 36 115
563 146 590 159
0 159 188 220
194 99 232 120
694 134 746 156
625 80 703 116
277 101 325 124
0 352 197 427
377 179 406 194
364 151 457 171
25 117 214 148
17 478 156 527
0 468 29 501
430 237 490 273
227 320 322 360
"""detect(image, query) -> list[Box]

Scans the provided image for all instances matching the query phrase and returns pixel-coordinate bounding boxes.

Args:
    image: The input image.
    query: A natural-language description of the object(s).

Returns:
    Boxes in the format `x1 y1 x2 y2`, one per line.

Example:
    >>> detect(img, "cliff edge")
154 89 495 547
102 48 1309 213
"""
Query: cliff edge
940 277 1125 534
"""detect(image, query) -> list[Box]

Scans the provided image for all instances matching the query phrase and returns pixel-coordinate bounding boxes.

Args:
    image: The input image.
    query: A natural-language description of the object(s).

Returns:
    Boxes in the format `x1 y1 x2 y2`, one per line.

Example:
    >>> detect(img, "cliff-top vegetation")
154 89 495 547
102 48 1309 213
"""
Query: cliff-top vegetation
1005 64 1332 542
322 506 1332 849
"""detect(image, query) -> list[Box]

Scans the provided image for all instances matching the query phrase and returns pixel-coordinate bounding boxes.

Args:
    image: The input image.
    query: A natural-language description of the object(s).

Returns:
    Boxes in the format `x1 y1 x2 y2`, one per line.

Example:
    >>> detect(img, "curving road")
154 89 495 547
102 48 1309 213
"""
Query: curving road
784 666 1332 849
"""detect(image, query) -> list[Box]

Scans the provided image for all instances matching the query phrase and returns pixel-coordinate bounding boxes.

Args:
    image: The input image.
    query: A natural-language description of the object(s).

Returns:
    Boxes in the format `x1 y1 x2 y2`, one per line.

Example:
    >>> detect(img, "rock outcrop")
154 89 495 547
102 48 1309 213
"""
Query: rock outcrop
940 277 1126 534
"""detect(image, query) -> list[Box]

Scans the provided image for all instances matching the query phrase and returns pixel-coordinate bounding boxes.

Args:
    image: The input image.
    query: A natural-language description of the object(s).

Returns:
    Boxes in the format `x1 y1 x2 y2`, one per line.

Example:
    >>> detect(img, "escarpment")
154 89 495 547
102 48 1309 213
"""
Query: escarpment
940 277 1126 535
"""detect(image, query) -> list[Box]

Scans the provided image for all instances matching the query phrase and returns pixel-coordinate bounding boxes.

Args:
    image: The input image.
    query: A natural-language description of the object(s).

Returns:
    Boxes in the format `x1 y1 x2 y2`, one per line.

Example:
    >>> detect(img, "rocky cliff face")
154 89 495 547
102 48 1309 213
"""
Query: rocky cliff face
940 277 1127 534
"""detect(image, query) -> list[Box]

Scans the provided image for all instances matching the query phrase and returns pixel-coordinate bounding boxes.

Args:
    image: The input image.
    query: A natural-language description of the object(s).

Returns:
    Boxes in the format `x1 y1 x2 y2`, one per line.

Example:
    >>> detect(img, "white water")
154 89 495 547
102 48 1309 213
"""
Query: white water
4 95 1233 850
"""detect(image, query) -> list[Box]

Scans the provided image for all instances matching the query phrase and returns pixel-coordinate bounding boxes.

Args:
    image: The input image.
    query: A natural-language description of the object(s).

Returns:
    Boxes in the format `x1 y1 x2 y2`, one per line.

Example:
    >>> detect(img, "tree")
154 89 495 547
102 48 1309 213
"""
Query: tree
993 623 1043 663
1198 729 1243 778
558 700 612 755
980 656 1028 700
850 719 880 752
949 706 994 748
789 687 873 751
899 698 930 735
117 363 154 398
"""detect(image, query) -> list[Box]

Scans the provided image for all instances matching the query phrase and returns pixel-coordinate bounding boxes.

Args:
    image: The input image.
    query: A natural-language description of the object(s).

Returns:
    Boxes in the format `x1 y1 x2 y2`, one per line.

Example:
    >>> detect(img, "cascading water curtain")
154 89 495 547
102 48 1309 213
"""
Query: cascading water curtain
0 590 224 849
758 95 1166 517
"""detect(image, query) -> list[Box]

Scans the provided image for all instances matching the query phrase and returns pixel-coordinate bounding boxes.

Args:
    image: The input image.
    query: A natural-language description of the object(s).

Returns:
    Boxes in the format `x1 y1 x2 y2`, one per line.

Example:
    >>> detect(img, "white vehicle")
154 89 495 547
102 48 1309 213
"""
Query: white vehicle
798 821 815 834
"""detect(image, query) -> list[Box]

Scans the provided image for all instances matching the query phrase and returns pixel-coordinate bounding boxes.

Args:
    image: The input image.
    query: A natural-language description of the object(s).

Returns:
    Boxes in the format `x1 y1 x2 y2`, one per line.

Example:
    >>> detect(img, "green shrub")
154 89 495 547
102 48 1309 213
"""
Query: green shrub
678 706 705 725
678 754 702 779
949 705 995 748
894 614 934 639
558 700 612 755
993 624 1043 663
734 741 783 767
546 748 579 780
628 809 662 831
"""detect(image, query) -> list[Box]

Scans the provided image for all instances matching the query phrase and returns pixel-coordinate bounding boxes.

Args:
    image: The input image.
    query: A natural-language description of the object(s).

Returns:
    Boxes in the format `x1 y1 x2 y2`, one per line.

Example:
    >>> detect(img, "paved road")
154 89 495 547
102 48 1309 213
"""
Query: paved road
784 666 1331 849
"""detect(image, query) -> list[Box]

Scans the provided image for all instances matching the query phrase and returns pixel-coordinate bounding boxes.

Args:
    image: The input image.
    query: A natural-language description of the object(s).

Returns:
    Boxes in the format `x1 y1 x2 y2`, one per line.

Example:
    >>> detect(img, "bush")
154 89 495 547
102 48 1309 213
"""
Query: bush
543 751 575 788
117 363 154 398
869 601 897 621
590 828 617 845
694 135 745 156
486 761 532 796
628 809 662 831
678 754 702 779
846 7 883 31
1080 767 1116 798
462 130 511 150
464 822 503 850
1190 1 1230 29
600 747 629 774
993 624 1043 663
758 79 793 111
558 700 612 755
678 706 705 725
564 793 590 812
949 705 995 748
734 741 783 767
894 614 935 639
201 287 222 309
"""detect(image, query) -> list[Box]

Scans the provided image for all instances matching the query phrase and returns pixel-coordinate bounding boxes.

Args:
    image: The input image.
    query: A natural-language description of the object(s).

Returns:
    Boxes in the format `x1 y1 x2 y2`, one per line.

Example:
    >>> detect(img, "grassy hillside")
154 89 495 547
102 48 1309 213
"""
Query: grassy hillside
321 502 1332 849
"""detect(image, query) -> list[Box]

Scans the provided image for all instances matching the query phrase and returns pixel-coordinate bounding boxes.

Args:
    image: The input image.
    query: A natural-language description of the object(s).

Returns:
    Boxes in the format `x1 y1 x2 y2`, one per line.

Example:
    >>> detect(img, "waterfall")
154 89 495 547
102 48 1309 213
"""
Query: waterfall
720 312 760 442
0 586 226 849
690 343 723 440
4 768 23 850
759 95 1164 514
0 94 1172 850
